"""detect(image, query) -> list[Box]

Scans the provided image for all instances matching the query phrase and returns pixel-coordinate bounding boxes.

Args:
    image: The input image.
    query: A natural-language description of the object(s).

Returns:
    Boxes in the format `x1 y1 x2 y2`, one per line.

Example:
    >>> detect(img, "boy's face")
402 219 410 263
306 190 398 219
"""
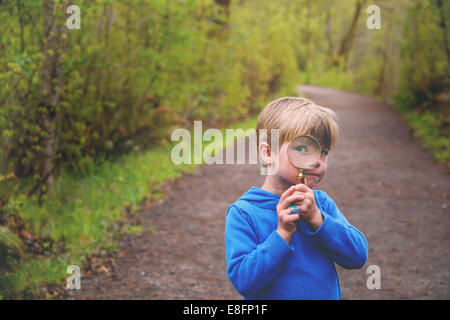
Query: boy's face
276 140 328 189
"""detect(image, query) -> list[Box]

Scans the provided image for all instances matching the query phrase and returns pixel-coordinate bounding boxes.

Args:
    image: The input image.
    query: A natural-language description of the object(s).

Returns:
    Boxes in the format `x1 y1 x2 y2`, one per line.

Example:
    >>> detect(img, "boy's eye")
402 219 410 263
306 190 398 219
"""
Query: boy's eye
295 146 307 152
321 150 329 156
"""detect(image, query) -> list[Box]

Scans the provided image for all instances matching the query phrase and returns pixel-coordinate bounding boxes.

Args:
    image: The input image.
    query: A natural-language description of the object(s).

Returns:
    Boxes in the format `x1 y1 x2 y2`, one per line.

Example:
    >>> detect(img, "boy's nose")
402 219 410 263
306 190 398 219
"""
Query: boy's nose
312 159 321 168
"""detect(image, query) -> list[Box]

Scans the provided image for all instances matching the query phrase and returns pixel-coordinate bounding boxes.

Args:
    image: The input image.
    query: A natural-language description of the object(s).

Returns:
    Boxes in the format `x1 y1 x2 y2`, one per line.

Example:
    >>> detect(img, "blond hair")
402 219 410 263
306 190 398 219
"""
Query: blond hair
256 97 340 151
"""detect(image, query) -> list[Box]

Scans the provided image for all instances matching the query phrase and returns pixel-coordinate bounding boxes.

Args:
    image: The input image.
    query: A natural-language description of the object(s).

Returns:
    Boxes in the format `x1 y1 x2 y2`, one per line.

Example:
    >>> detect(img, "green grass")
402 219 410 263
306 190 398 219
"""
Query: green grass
393 89 450 169
400 110 449 168
300 63 355 93
0 116 258 298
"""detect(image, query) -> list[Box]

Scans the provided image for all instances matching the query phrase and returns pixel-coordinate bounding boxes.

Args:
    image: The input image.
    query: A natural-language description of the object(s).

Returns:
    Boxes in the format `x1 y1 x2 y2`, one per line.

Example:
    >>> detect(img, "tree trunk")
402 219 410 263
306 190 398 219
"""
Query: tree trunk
337 0 366 66
305 2 312 66
16 0 25 53
436 0 450 67
325 0 339 65
38 0 71 197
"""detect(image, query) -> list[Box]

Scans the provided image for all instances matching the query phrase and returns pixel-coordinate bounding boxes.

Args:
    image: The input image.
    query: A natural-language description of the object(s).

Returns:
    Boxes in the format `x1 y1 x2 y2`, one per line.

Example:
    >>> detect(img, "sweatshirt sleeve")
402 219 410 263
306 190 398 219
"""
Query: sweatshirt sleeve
225 204 294 297
299 192 368 269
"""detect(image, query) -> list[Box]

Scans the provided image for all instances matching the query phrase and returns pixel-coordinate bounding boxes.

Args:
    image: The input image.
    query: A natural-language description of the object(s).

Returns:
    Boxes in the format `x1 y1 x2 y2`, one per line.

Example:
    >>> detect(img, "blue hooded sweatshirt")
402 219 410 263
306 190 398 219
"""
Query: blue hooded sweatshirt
225 187 368 300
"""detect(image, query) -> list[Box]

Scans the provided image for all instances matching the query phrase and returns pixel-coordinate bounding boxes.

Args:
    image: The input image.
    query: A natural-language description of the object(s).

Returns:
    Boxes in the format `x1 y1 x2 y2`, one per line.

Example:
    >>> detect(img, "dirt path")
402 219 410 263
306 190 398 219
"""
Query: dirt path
68 85 449 300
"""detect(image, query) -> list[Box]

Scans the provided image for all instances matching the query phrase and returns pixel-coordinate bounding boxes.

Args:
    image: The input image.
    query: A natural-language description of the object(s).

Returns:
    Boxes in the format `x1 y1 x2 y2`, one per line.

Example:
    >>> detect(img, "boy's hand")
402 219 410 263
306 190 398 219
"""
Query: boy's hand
276 185 305 243
291 184 323 232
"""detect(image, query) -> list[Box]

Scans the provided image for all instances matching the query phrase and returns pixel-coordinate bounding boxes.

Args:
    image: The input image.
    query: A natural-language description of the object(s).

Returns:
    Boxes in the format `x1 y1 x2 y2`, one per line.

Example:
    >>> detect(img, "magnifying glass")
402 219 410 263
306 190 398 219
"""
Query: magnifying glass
287 135 321 185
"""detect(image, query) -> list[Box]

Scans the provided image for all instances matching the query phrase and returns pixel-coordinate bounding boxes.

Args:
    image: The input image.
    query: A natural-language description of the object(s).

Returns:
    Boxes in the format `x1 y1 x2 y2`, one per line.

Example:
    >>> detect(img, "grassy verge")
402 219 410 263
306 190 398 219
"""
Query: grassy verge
394 108 449 169
392 87 450 169
0 116 258 299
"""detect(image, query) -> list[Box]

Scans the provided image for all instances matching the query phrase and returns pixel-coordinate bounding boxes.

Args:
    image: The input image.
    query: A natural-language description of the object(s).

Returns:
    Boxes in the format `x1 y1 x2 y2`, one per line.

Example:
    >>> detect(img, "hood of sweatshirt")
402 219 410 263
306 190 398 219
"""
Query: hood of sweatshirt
239 187 281 210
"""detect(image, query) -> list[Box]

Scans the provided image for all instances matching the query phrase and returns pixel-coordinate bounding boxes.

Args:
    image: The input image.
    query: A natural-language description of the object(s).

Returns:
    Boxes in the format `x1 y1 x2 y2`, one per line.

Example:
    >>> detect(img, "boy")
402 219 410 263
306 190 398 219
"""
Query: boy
225 97 368 300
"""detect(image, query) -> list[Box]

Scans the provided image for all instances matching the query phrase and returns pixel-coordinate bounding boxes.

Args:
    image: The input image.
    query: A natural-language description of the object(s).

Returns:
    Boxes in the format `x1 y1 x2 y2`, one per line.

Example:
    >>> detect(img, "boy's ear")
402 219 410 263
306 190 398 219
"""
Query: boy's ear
258 141 279 176
258 142 271 165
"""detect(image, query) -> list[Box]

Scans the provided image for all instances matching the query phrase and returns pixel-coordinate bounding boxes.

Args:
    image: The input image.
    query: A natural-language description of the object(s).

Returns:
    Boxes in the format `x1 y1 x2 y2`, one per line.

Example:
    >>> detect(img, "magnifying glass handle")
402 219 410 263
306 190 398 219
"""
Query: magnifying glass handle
297 169 308 185
296 171 307 229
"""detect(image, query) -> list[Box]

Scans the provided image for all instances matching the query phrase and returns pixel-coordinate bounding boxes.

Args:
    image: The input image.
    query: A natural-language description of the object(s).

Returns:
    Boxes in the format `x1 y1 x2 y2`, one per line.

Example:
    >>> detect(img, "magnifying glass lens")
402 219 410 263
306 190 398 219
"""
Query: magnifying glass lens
287 135 321 169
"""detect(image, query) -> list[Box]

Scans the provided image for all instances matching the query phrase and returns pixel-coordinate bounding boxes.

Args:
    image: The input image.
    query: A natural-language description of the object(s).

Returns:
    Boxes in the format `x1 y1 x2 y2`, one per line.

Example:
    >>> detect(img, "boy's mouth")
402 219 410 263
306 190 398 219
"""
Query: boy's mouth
303 172 319 176
303 172 320 178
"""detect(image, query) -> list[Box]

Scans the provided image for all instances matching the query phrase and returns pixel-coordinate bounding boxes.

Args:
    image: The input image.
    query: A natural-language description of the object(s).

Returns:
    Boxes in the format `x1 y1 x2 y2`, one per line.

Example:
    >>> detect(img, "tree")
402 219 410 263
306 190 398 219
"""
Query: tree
435 0 450 66
37 0 71 197
336 0 367 66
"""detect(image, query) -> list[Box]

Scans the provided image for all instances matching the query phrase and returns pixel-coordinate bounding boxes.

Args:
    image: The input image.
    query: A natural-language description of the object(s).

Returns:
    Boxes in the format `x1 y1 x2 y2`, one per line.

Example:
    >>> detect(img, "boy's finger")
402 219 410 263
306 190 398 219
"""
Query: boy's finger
286 213 300 223
284 194 305 206
278 186 299 210
280 208 293 217
295 184 309 193
292 190 307 197
279 185 297 204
